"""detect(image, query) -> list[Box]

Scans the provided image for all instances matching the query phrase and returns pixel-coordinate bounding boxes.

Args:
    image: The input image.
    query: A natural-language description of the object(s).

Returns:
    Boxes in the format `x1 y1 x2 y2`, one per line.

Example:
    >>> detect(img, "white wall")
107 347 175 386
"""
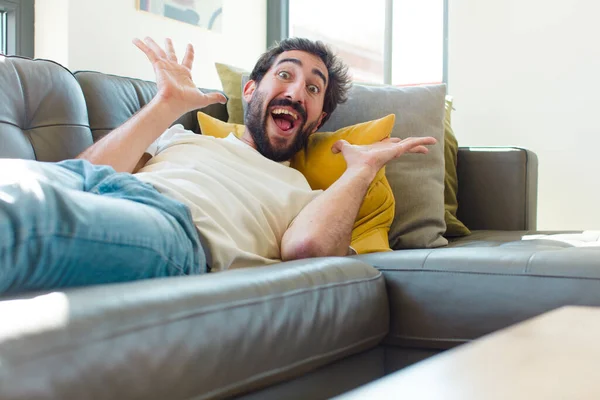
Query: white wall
35 0 266 89
448 0 600 230
34 0 69 67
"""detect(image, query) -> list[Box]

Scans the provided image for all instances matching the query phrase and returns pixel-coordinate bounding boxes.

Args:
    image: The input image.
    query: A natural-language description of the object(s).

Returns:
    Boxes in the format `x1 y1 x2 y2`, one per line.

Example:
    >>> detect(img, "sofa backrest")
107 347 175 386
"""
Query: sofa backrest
0 56 94 161
0 56 229 162
74 71 228 143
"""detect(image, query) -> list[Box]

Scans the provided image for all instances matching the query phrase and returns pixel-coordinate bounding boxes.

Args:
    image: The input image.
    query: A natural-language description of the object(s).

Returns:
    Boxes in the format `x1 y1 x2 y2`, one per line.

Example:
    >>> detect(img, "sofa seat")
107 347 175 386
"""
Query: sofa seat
447 229 599 247
355 230 600 361
0 258 389 400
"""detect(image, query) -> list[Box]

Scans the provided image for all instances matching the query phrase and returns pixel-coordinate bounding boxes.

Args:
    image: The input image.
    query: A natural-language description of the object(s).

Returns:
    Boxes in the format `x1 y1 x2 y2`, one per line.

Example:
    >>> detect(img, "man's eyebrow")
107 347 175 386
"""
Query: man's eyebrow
276 57 328 86
276 57 302 68
312 68 327 87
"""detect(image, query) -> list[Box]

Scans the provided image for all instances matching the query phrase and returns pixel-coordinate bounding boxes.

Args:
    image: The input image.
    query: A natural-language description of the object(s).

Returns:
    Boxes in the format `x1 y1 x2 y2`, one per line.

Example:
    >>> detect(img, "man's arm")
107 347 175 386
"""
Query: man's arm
76 37 226 173
77 98 181 173
281 136 437 260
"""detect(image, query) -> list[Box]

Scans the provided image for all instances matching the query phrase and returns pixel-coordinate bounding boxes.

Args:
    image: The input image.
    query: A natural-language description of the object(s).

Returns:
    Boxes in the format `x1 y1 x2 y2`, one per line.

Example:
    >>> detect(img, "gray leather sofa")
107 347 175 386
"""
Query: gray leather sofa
1 56 599 399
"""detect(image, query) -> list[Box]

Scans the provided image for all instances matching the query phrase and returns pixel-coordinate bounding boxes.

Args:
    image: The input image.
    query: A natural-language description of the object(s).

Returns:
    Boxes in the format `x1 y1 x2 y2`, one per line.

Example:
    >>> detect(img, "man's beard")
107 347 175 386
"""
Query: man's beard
245 90 318 162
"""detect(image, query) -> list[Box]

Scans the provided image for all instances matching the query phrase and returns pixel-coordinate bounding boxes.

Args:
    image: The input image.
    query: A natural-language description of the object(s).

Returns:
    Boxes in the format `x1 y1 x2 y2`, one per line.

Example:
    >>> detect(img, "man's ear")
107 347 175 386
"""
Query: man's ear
243 80 257 103
312 112 327 133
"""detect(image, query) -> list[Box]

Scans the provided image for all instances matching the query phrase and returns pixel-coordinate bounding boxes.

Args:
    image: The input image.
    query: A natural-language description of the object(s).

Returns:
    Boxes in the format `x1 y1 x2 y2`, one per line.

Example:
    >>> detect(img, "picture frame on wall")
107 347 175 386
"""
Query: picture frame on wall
137 0 223 32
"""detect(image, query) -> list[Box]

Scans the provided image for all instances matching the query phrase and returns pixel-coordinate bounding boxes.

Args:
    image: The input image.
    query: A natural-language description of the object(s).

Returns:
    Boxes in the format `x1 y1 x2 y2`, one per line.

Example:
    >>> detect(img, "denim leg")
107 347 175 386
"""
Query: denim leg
0 159 206 295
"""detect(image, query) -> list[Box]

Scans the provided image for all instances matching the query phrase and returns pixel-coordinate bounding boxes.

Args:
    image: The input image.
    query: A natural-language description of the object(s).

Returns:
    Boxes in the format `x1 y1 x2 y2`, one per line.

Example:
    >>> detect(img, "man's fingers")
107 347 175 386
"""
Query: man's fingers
132 38 157 63
383 136 436 147
164 38 178 62
401 136 437 146
205 91 228 105
182 43 195 69
144 37 168 59
396 136 436 156
407 145 430 154
331 139 349 154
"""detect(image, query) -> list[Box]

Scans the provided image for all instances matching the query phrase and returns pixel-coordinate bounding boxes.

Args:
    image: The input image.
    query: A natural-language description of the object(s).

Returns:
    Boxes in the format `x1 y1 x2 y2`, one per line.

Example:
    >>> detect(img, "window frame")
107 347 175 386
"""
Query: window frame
1 10 7 54
267 0 449 85
0 0 34 58
266 0 289 48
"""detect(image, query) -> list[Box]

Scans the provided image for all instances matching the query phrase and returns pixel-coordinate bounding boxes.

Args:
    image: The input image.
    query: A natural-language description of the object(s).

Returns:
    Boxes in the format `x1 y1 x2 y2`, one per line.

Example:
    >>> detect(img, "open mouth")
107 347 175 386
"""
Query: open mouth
270 107 301 134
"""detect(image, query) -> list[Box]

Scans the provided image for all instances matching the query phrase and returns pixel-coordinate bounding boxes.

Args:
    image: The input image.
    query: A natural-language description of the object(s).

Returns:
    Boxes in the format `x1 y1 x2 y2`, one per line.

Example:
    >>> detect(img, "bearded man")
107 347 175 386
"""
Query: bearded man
0 37 435 294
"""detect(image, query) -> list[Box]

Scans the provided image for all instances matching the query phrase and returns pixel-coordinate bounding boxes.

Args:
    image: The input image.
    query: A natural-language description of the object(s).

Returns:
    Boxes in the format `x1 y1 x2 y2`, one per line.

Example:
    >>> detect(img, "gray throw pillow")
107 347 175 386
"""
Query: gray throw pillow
319 83 448 249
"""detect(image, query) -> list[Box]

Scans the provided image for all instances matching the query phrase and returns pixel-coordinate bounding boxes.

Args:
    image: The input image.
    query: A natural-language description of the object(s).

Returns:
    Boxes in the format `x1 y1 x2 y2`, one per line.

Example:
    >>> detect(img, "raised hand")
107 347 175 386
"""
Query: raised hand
331 136 438 173
133 37 226 115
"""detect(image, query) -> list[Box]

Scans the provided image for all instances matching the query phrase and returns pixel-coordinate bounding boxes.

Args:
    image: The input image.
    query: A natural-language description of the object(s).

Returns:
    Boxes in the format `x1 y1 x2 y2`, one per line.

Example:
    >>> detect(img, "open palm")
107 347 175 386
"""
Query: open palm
332 136 438 172
133 37 226 114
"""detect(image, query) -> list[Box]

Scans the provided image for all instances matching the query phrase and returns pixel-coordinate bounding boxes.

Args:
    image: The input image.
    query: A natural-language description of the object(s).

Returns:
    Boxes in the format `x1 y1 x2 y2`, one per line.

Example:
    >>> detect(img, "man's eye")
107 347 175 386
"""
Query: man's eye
278 71 291 79
308 85 320 94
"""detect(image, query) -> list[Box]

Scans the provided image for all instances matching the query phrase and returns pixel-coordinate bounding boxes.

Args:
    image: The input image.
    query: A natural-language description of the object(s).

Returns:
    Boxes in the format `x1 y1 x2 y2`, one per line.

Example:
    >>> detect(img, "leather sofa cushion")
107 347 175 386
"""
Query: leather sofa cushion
74 71 228 143
0 258 388 400
447 229 581 247
356 230 600 349
0 56 93 161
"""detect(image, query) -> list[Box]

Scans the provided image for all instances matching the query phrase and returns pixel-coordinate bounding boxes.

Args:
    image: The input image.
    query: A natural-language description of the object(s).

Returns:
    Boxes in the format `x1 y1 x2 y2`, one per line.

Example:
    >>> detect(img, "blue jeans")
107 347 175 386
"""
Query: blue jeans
0 159 207 295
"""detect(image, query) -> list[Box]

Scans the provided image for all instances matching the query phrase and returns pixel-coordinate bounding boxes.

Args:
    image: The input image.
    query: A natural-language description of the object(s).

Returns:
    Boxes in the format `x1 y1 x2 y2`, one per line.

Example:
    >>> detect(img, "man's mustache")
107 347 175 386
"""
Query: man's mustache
268 98 307 122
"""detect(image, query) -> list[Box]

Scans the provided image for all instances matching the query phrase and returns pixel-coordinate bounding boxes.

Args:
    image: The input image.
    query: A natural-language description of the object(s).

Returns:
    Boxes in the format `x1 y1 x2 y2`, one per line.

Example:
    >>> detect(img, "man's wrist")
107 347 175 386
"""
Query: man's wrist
150 94 187 122
345 164 378 184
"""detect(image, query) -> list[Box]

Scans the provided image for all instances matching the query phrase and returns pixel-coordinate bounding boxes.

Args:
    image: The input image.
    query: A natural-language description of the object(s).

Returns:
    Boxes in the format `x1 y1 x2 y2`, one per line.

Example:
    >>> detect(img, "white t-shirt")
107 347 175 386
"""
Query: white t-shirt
135 125 322 271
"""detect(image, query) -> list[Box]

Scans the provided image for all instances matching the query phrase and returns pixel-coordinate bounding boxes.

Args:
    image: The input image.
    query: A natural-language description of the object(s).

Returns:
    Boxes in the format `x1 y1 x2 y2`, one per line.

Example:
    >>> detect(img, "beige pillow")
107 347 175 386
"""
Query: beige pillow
319 83 448 249
215 62 247 124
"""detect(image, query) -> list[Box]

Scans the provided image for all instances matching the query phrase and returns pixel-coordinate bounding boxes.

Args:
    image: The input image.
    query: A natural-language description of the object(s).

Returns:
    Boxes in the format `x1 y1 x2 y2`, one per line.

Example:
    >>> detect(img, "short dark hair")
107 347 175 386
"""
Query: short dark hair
249 37 351 128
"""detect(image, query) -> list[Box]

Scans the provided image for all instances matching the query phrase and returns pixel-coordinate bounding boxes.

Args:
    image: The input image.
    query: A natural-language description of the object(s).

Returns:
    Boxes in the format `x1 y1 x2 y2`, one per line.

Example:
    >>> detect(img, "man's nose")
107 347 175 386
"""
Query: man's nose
284 80 306 105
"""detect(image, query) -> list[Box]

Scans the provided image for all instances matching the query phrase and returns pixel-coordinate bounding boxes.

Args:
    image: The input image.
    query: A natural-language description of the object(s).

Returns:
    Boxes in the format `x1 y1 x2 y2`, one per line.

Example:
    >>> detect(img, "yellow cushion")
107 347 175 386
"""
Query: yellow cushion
197 111 396 254
197 109 246 139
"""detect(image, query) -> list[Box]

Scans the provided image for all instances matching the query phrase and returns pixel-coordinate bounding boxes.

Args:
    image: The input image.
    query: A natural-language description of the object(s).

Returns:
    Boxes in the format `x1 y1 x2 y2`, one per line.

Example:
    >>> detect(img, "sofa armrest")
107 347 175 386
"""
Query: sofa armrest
456 147 538 230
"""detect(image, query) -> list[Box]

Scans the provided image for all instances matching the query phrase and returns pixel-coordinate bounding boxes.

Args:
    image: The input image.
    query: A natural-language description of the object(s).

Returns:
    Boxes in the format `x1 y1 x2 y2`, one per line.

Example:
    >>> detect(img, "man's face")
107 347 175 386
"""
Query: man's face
243 50 328 162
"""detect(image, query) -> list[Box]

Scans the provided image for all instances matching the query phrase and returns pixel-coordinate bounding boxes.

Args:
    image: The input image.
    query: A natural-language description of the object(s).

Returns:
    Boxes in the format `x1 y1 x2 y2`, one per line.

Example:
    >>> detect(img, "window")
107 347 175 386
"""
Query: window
276 0 447 86
0 0 34 58
391 0 444 86
289 0 386 83
0 10 6 55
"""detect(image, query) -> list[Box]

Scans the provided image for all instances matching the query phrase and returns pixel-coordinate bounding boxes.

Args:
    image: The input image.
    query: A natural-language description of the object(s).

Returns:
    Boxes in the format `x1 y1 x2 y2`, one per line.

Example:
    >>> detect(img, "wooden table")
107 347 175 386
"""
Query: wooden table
337 306 600 399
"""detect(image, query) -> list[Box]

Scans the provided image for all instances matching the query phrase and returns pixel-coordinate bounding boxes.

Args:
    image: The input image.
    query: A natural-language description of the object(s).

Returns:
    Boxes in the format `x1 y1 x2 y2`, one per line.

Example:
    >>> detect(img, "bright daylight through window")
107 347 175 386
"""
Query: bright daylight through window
288 0 444 86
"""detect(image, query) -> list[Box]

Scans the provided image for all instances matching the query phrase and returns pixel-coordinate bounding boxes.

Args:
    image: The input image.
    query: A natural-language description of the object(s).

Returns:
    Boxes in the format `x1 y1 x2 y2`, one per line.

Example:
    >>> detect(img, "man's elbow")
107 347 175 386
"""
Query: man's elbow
281 237 343 262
